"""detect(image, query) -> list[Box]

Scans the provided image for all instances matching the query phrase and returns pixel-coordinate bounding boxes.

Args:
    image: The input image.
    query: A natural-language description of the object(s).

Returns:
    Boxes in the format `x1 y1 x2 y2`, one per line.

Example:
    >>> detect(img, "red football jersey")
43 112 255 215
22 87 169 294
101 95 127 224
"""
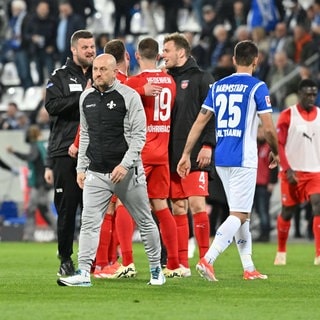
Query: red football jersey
126 70 176 164
116 70 128 83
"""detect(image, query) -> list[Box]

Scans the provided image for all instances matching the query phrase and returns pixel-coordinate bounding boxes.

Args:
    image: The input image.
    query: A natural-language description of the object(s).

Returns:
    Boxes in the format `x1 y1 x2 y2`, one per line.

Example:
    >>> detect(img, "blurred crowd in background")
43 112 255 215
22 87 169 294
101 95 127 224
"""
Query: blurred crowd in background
1 0 318 242
1 0 320 129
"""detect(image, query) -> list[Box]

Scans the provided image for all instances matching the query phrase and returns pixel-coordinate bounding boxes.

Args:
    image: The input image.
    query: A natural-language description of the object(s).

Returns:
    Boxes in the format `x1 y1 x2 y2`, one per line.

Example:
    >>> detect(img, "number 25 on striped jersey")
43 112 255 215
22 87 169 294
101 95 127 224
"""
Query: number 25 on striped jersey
216 93 242 128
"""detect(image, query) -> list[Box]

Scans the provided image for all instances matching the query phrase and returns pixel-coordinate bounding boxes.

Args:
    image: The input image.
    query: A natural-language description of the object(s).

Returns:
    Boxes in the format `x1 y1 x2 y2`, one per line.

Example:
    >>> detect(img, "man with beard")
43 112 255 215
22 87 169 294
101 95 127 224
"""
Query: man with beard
44 30 96 277
162 33 214 276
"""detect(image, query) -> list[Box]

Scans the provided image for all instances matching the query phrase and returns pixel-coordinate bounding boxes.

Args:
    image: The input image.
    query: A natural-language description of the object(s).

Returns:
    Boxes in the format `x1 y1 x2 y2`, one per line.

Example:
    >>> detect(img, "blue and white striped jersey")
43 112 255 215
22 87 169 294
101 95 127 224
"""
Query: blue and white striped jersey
202 73 273 168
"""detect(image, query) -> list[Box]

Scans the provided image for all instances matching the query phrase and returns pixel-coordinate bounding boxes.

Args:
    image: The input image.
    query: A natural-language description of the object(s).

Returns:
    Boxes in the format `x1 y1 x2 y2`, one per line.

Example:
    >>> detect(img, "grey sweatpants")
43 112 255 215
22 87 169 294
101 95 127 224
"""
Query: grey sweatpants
78 165 161 272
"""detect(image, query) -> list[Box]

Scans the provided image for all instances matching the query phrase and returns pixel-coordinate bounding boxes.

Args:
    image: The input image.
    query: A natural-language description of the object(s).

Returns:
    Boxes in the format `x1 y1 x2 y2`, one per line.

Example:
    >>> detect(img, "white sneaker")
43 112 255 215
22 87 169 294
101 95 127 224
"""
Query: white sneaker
179 264 191 277
148 266 166 285
57 269 92 287
274 252 286 265
314 256 320 265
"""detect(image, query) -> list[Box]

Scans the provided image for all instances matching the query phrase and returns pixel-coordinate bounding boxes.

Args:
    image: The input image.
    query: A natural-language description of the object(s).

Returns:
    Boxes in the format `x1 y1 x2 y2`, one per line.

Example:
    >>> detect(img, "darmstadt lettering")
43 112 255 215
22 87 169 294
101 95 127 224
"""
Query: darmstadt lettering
216 84 248 93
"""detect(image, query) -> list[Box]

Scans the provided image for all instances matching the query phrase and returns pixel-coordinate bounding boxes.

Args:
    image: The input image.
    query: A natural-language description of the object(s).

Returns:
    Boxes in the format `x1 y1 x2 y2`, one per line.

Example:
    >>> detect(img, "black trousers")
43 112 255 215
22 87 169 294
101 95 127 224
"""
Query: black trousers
52 156 82 261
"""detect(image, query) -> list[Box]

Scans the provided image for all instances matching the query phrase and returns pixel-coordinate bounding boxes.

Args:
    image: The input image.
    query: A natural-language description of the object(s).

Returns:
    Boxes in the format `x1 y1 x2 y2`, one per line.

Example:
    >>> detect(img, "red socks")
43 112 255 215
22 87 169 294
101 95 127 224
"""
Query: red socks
313 216 320 257
277 215 291 252
154 208 179 270
277 213 320 258
193 211 210 258
108 214 119 264
174 214 189 268
95 214 113 268
95 204 135 268
115 205 134 266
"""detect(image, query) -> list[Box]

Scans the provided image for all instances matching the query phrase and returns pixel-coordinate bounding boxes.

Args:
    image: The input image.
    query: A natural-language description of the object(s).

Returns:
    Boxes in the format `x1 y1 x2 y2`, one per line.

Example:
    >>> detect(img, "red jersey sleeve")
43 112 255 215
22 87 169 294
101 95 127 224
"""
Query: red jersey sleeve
277 108 291 171
125 77 146 95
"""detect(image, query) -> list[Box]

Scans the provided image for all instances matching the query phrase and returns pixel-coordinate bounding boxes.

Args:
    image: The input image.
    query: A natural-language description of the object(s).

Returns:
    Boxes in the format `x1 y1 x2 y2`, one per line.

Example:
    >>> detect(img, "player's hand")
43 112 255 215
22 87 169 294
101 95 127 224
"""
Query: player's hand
197 146 212 169
143 83 162 96
268 151 279 169
44 168 54 185
111 165 128 184
77 172 86 189
68 143 78 158
286 168 298 184
177 155 191 178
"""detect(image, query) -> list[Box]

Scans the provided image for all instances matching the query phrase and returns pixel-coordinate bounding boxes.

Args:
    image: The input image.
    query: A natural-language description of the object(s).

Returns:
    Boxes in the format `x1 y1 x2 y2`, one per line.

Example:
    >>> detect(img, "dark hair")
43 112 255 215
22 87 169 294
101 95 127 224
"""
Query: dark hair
104 39 126 63
8 101 18 109
298 78 318 91
234 40 258 66
138 37 159 60
163 32 191 57
70 30 93 47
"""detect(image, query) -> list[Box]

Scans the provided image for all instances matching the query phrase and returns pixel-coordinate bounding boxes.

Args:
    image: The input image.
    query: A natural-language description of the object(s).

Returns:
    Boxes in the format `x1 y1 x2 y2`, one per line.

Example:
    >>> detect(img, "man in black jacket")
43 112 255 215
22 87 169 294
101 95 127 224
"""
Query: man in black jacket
44 29 96 276
162 32 215 276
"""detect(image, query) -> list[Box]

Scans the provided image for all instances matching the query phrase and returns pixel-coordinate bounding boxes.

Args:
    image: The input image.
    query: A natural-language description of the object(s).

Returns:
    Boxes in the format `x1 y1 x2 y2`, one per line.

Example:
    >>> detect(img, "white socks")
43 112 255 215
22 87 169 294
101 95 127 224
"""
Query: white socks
205 216 255 272
235 219 255 272
205 215 241 264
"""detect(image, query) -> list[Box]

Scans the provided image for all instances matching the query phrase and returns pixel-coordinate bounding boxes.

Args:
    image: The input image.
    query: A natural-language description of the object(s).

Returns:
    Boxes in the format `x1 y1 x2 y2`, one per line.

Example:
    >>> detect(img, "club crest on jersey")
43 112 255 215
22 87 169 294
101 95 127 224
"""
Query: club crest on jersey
181 80 189 89
265 95 271 107
107 100 116 109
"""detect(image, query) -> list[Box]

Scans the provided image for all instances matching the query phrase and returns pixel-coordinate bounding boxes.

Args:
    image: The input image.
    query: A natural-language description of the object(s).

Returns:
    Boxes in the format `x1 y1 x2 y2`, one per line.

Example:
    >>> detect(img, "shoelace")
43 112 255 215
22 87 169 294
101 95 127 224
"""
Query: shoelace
150 267 160 279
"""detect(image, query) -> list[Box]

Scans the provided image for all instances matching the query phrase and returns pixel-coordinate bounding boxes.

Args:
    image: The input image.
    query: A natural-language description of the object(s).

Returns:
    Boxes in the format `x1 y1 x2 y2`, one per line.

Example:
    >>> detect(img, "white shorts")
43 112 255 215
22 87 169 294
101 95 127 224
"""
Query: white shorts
216 166 257 213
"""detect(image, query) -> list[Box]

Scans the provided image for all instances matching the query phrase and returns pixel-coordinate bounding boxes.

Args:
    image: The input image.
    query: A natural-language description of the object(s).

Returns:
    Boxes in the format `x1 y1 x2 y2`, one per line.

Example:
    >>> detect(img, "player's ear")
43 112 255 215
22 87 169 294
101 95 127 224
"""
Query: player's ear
125 51 130 62
232 56 236 66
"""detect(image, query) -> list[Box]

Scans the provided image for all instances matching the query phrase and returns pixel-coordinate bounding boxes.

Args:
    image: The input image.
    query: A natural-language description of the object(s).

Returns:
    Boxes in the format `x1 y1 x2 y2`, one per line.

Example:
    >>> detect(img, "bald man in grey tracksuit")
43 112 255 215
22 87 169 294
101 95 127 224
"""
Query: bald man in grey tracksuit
57 53 165 287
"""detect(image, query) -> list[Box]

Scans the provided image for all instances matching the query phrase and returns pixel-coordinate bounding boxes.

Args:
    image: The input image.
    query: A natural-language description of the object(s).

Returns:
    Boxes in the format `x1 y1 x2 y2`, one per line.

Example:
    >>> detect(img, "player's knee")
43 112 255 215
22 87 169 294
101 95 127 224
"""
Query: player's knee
281 206 295 220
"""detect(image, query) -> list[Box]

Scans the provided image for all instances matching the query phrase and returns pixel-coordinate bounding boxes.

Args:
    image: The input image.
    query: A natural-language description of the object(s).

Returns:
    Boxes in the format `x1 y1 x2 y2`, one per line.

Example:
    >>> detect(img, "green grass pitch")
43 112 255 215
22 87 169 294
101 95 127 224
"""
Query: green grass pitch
1 241 320 320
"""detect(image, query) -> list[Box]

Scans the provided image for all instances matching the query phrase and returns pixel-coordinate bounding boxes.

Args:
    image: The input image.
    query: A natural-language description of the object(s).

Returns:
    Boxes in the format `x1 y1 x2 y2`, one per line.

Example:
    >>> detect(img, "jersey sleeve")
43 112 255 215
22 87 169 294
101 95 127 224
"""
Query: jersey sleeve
277 108 291 171
125 77 146 96
202 85 215 113
255 82 273 114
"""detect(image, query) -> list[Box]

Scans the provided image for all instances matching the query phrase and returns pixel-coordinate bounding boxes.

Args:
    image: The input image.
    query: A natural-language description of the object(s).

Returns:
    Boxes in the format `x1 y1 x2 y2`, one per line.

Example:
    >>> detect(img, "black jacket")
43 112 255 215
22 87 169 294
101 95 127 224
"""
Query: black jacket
81 86 128 173
167 57 215 173
45 58 92 166
24 12 57 54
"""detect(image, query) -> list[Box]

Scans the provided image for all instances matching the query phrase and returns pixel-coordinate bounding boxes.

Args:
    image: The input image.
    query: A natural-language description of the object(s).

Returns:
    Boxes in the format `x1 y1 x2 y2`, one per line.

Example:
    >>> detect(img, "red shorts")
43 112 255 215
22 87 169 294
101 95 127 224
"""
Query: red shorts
280 171 320 206
144 164 170 199
169 171 209 199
